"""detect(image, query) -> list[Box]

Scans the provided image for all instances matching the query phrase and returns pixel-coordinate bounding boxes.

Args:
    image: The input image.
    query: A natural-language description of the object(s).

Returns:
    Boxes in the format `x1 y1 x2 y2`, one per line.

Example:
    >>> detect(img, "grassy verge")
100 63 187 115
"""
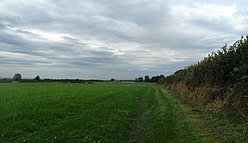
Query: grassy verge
166 88 248 143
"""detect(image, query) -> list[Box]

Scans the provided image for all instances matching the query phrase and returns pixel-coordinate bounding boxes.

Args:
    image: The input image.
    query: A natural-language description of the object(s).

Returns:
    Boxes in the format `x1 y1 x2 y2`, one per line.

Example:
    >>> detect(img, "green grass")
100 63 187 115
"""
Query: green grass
0 82 150 142
207 112 248 143
167 89 248 143
0 82 234 142
127 88 215 143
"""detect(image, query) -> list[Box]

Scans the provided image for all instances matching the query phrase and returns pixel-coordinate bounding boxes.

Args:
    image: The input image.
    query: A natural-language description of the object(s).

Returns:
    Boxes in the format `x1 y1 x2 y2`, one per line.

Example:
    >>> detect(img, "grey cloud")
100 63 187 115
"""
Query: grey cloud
0 57 51 66
0 0 247 79
0 30 28 46
14 29 41 38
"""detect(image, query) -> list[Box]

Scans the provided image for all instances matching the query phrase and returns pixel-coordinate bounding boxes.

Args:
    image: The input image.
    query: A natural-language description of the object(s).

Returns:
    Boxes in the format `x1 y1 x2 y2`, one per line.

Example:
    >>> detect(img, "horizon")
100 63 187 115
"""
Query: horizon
0 76 137 81
0 0 247 79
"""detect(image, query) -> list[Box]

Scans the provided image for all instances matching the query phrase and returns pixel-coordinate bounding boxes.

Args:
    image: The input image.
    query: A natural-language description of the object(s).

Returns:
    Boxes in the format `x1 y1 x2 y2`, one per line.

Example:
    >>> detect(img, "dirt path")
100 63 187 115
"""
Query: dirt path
126 87 216 143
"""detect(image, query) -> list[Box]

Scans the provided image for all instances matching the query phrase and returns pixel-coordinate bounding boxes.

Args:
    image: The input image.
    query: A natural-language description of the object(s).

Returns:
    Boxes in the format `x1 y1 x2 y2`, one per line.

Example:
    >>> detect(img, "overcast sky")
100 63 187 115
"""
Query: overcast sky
0 0 247 79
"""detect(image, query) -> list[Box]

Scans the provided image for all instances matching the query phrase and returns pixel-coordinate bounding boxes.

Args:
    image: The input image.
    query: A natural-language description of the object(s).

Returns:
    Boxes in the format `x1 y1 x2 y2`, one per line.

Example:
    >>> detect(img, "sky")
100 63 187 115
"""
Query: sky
0 0 248 80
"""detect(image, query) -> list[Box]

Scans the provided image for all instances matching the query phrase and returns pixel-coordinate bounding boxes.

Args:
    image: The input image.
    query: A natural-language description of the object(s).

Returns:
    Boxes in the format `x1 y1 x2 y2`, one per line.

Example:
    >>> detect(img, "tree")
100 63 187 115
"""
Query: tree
159 75 165 79
150 75 160 82
34 75 40 80
110 78 115 82
13 73 22 81
138 77 144 82
144 75 150 82
135 78 139 82
135 77 143 82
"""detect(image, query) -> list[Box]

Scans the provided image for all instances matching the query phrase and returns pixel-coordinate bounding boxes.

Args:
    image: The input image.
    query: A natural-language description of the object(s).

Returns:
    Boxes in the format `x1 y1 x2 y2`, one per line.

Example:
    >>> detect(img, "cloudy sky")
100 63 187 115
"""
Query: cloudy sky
0 0 247 79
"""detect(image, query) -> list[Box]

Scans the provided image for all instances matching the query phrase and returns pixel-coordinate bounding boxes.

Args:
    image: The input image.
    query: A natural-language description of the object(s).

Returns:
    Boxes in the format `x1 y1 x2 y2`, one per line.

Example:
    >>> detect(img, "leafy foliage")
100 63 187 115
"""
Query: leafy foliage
164 36 248 88
162 36 248 116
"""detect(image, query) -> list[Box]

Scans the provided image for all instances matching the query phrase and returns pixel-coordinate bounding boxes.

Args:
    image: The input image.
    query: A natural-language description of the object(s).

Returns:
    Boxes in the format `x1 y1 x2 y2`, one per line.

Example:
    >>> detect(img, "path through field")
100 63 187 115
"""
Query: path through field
126 87 213 143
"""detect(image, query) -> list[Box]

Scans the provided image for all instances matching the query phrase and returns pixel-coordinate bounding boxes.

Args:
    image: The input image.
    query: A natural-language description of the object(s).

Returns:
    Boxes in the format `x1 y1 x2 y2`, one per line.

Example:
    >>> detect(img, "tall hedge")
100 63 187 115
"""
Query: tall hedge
164 36 248 89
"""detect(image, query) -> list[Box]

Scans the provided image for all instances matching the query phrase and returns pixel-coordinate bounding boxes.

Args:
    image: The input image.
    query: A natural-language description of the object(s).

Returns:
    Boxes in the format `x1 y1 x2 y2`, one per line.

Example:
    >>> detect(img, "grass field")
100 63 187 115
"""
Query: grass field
0 82 239 143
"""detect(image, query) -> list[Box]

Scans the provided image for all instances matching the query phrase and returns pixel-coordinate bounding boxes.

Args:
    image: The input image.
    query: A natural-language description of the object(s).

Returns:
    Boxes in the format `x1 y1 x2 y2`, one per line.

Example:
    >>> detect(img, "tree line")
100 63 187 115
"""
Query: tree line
135 75 165 83
0 74 100 83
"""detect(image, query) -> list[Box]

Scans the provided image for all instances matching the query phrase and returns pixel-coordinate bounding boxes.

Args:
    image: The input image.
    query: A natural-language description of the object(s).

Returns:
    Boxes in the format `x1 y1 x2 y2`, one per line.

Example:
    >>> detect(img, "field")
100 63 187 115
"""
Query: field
0 82 230 142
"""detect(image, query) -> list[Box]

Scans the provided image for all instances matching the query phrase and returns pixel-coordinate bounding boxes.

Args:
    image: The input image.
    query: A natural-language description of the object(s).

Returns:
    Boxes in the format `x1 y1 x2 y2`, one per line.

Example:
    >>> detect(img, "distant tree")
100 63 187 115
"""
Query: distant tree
110 78 115 82
138 77 144 82
135 77 144 82
144 75 150 82
34 75 40 80
150 75 160 82
135 78 139 82
13 73 22 81
159 75 165 79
